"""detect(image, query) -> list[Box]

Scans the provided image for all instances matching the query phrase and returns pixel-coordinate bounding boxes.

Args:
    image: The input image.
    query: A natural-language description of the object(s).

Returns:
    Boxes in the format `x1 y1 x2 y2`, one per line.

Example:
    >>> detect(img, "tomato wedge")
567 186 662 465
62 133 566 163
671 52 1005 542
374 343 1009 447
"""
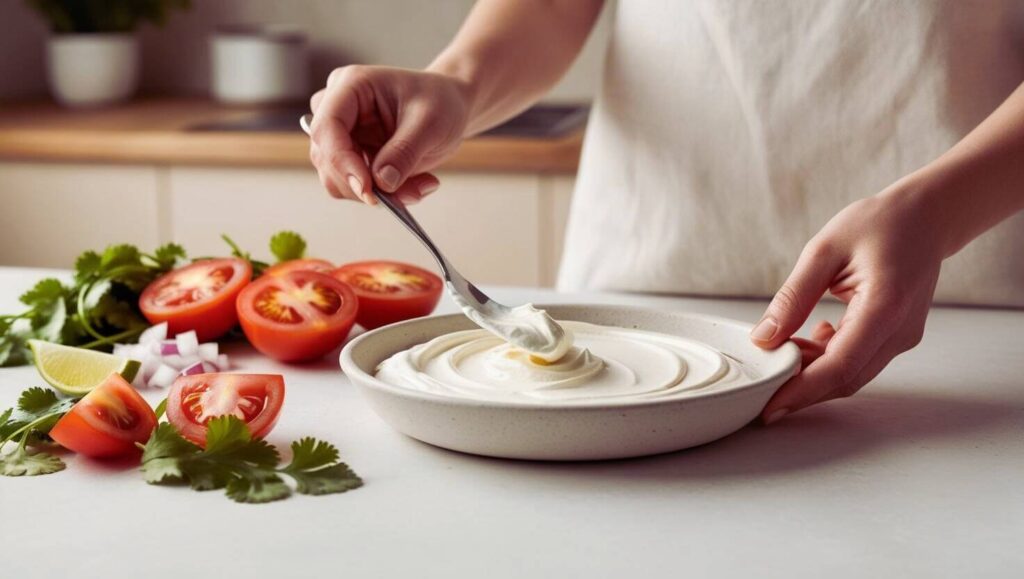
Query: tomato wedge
236 270 358 362
50 373 157 458
331 261 442 329
167 373 284 446
264 258 335 277
140 258 252 341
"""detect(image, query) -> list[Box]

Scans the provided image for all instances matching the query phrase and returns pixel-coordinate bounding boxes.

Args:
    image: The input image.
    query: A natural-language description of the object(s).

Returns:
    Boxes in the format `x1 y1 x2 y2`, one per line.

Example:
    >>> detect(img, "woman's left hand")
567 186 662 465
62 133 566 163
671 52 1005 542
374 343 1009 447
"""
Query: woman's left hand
750 179 947 424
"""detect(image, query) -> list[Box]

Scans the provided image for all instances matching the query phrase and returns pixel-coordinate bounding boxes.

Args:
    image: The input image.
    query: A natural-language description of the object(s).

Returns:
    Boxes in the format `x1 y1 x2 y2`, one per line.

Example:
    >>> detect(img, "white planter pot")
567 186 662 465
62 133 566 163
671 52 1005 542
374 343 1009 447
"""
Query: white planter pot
211 26 309 104
47 34 139 108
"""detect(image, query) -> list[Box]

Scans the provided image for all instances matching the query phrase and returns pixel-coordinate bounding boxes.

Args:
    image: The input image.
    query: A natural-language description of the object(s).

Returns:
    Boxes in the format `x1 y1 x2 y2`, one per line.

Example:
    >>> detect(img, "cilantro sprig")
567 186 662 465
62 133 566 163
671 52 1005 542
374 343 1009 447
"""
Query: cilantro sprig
0 387 78 476
220 230 307 277
0 243 186 367
141 416 362 503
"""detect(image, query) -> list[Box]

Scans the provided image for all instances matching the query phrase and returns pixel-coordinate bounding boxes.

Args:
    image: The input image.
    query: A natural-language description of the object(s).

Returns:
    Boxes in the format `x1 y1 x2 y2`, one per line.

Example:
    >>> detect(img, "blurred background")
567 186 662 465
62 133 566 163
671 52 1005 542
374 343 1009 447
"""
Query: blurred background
0 0 613 287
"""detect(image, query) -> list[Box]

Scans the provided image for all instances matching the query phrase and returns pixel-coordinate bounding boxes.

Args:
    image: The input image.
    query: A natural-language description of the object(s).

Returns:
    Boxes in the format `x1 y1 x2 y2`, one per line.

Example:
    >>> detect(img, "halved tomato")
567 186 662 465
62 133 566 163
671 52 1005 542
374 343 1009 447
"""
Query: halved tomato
264 258 335 277
331 261 442 329
167 373 284 446
237 270 358 362
50 373 157 458
140 258 252 341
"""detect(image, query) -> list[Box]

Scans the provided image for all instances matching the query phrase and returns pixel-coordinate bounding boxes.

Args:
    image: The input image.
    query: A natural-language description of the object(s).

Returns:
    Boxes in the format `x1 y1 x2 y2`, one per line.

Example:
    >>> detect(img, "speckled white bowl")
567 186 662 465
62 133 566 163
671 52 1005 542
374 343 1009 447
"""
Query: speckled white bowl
340 305 800 461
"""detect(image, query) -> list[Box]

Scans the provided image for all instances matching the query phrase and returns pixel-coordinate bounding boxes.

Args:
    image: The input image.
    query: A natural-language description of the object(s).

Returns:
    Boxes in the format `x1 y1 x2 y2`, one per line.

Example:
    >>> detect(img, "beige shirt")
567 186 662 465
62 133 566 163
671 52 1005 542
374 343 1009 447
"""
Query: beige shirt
558 0 1024 307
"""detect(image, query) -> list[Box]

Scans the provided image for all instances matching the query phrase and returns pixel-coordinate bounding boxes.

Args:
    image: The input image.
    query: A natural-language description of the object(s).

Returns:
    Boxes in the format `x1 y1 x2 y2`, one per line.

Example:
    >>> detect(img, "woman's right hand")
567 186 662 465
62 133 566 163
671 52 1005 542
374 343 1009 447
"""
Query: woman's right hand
308 65 473 205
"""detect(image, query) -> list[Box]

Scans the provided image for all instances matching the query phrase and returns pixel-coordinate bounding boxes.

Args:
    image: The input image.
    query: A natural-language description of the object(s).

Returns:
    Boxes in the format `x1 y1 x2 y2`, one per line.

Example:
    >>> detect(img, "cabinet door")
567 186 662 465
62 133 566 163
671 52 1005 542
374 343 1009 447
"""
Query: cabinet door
0 162 160 268
167 167 543 286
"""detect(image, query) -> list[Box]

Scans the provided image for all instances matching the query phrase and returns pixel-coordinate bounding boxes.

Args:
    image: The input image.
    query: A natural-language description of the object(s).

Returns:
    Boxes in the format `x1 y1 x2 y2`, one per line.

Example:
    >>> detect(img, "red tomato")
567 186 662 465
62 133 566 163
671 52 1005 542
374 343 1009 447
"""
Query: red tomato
236 270 358 362
264 258 335 277
167 373 285 446
49 373 157 458
140 258 252 341
331 261 442 329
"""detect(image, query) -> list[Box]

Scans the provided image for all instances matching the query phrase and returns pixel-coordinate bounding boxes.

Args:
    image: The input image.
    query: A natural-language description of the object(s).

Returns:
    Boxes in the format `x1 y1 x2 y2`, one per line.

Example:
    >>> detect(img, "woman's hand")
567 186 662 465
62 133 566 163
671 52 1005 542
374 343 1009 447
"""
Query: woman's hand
308 65 473 205
751 179 947 424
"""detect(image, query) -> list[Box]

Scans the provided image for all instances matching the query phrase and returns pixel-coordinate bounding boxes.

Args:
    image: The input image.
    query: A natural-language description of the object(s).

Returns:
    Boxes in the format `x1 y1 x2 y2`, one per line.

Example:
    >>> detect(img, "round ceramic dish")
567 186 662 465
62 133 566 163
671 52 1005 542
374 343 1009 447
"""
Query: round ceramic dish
339 305 800 461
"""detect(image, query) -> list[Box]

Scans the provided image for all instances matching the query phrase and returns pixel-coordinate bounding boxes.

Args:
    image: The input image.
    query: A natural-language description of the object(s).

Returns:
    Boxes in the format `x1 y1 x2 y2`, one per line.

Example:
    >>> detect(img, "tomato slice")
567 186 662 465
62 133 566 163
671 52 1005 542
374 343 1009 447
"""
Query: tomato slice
167 373 284 446
140 258 252 341
236 270 358 362
49 373 157 458
264 258 335 277
331 261 442 329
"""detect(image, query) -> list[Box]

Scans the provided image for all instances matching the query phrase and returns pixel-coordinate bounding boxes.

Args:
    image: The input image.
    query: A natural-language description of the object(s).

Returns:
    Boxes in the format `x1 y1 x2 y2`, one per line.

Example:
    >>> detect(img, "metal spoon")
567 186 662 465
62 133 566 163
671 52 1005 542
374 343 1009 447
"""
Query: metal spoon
300 113 554 351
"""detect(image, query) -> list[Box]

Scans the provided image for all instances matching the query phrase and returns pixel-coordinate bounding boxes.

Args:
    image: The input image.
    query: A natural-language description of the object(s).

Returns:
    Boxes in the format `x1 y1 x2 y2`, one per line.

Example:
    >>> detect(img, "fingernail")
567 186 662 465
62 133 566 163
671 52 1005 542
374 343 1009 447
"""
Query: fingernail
397 192 420 205
378 165 401 190
764 408 789 425
347 174 364 198
750 317 779 341
419 182 439 196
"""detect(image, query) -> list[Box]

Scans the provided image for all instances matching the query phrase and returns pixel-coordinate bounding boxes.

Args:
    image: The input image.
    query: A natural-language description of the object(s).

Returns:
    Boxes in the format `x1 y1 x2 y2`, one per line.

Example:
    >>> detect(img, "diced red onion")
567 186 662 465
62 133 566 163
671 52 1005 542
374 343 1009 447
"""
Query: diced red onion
176 331 199 357
150 364 179 389
180 361 206 376
116 327 228 388
198 342 219 362
138 322 168 345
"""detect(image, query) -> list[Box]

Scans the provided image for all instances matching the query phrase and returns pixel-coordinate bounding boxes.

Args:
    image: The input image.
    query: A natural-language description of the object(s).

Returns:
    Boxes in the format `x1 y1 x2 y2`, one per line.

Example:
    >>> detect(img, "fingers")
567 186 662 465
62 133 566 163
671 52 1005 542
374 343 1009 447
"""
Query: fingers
751 240 843 350
810 320 836 342
371 102 434 193
309 71 376 205
761 292 903 424
389 173 441 205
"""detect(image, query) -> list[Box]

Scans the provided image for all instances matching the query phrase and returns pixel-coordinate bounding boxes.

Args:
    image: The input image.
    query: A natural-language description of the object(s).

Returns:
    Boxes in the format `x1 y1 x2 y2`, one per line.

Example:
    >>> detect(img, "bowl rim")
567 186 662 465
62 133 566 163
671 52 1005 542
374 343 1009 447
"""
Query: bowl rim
339 303 801 412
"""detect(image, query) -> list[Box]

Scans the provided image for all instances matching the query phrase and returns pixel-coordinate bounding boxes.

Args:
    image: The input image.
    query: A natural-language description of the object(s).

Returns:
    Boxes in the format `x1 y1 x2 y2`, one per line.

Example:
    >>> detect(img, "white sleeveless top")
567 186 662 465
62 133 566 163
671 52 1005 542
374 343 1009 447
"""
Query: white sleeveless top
558 0 1024 307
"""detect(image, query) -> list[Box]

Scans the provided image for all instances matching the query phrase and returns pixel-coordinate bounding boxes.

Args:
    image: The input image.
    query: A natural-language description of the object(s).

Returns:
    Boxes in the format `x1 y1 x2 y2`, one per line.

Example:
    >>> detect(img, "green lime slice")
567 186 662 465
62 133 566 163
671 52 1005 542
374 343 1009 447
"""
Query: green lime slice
28 340 141 396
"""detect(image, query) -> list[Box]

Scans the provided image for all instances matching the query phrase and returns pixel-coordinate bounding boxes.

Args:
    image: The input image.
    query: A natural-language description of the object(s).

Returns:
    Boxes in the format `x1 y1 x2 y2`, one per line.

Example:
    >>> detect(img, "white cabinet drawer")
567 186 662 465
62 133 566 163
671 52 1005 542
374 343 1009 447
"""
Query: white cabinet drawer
0 162 160 268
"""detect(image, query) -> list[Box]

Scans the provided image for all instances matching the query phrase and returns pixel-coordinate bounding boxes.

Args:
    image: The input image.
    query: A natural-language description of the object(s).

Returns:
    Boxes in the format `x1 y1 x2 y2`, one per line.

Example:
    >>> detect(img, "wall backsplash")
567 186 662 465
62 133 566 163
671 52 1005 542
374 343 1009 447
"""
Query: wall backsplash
0 0 610 103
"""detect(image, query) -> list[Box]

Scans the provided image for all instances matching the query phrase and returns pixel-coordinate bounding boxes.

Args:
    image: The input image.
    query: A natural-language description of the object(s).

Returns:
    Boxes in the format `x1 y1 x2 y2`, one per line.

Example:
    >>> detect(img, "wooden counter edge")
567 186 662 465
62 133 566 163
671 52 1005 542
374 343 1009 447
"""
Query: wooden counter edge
0 126 582 173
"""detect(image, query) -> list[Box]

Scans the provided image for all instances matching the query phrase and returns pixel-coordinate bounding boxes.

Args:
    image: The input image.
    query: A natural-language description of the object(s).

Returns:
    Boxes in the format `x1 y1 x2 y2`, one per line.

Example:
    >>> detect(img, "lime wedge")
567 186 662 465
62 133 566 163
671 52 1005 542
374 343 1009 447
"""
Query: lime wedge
28 340 141 396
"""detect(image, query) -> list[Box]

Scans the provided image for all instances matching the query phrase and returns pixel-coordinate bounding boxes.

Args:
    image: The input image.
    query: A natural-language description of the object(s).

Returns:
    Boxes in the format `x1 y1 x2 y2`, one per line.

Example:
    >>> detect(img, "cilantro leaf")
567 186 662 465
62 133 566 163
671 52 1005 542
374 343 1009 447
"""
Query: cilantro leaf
18 386 65 415
269 231 307 263
32 298 66 343
74 251 102 283
139 423 201 484
139 416 363 503
282 438 363 495
0 387 78 477
0 387 78 441
225 474 291 504
100 244 142 271
19 278 65 309
288 462 363 495
0 446 65 476
152 243 187 270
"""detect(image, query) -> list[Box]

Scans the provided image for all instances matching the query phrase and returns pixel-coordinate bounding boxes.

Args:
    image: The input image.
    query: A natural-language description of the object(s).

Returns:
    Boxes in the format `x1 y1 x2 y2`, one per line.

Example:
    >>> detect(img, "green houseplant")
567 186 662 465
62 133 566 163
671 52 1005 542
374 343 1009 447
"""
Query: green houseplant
26 0 191 107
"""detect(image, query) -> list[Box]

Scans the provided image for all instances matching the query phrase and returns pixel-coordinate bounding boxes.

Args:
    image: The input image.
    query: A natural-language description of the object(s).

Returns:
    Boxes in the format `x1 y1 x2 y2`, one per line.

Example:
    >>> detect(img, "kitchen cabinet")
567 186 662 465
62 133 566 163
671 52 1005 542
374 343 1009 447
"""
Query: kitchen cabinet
0 162 161 267
0 161 576 287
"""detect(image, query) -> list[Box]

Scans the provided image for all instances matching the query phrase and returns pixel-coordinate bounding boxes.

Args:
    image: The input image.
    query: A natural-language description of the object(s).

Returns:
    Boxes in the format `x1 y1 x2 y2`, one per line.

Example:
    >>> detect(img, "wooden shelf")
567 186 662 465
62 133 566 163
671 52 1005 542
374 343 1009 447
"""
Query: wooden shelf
0 98 582 173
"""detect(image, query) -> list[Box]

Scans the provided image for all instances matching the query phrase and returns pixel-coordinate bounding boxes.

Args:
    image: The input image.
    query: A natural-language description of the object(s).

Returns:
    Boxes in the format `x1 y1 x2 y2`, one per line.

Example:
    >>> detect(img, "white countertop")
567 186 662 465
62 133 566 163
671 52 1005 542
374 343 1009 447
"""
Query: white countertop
0 267 1021 578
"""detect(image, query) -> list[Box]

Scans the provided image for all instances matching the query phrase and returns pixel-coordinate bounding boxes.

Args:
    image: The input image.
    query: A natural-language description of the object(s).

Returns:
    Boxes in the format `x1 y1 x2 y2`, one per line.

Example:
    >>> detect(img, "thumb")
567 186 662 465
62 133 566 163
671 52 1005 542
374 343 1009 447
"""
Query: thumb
752 242 841 349
372 104 434 193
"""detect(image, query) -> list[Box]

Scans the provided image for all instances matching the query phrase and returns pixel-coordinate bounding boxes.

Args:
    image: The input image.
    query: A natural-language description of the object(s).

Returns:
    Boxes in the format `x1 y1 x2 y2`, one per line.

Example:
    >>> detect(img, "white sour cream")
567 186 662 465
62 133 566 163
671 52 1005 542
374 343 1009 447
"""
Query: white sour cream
376 321 753 404
448 283 571 362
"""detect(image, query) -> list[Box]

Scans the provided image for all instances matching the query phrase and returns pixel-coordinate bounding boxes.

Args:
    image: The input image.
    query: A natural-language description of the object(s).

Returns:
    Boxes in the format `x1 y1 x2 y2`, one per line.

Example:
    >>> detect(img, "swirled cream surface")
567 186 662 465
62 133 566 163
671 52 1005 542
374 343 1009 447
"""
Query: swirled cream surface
376 321 754 404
